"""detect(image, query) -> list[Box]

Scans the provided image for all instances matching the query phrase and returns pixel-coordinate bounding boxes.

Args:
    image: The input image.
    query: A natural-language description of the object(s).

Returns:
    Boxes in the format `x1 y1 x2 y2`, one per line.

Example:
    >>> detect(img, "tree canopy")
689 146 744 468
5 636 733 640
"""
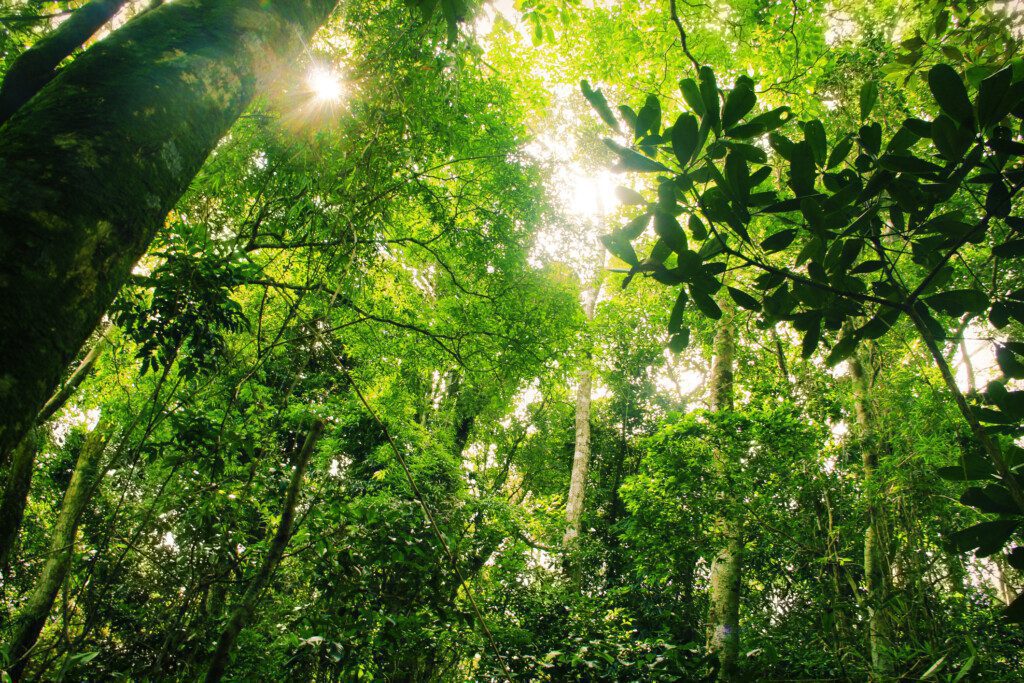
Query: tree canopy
1 0 1024 680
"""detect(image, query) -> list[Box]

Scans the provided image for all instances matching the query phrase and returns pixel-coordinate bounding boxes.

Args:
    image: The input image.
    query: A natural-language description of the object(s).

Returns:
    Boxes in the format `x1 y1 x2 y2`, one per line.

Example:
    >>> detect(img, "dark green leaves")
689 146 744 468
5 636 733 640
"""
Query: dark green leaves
671 113 700 167
581 80 620 131
722 76 756 130
727 286 760 311
859 81 878 120
950 520 1019 557
760 229 797 253
679 77 705 117
928 64 975 129
924 289 989 316
604 139 671 173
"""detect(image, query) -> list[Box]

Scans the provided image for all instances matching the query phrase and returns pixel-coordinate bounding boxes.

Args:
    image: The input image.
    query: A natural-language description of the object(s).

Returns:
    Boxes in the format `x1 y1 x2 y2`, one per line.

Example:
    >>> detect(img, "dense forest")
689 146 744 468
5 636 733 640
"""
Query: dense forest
1 0 1024 679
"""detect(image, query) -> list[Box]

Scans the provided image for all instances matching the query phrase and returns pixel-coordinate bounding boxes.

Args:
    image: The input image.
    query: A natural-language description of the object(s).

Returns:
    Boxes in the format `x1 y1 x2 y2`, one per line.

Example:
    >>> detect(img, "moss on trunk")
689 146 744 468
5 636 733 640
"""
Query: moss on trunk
0 0 338 457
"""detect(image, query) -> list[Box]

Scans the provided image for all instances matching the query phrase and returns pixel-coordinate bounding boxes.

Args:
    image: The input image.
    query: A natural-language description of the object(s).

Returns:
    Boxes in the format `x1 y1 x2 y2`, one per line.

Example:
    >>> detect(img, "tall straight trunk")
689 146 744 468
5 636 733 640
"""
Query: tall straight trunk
4 428 108 679
0 0 130 125
203 421 324 682
707 313 740 682
563 283 600 547
849 352 893 678
0 0 339 458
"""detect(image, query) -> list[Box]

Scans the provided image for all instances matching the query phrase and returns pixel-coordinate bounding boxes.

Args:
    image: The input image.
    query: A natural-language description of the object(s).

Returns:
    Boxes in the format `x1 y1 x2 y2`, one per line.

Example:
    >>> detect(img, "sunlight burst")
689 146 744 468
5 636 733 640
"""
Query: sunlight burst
307 66 343 102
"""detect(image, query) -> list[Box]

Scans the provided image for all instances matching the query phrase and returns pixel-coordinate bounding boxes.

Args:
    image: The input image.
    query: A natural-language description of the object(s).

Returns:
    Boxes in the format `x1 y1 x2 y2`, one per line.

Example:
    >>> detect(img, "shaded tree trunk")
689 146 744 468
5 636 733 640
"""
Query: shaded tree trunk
707 312 740 682
203 421 324 682
849 351 893 678
4 427 108 679
0 0 130 125
0 0 339 458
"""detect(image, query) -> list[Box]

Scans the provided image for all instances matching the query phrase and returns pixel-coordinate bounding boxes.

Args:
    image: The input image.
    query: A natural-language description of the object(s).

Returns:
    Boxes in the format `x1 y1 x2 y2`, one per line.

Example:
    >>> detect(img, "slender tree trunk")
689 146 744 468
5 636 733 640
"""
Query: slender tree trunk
0 0 130 125
0 437 38 575
0 0 339 458
203 421 324 682
0 328 110 573
4 428 108 679
563 283 600 547
849 351 893 678
707 312 741 682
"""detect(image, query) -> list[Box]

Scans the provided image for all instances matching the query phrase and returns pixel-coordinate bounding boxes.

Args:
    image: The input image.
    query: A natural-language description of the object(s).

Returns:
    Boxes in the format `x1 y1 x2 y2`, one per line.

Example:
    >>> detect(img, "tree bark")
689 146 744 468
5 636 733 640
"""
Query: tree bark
0 0 130 125
0 436 38 575
203 421 324 682
563 283 600 547
0 0 339 458
4 427 107 679
707 311 741 682
849 351 893 678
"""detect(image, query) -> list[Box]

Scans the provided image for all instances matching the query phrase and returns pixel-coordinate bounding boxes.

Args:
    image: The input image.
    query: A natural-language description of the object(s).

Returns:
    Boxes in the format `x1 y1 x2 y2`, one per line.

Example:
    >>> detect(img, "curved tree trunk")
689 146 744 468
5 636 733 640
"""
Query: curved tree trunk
707 312 740 682
0 0 130 125
4 427 108 679
203 421 324 682
0 0 339 458
849 351 893 678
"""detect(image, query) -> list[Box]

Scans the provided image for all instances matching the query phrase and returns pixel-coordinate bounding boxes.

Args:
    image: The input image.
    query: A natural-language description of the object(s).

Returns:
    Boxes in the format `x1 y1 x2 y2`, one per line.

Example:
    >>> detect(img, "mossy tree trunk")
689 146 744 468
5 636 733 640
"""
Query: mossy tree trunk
203 421 324 682
849 351 893 678
707 312 740 682
4 427 108 679
0 0 130 125
0 0 338 458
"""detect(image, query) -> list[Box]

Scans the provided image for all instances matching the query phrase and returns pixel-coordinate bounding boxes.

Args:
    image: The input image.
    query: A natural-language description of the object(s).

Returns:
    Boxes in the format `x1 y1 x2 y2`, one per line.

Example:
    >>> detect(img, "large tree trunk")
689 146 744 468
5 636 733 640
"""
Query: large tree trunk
563 283 600 547
849 351 893 678
0 0 130 125
4 427 108 679
203 421 324 682
0 0 338 458
707 313 741 682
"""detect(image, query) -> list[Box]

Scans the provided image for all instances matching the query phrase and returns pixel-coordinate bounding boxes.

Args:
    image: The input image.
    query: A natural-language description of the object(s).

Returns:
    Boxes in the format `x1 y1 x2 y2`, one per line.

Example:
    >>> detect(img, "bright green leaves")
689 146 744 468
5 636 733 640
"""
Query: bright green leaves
581 80 620 131
928 64 975 130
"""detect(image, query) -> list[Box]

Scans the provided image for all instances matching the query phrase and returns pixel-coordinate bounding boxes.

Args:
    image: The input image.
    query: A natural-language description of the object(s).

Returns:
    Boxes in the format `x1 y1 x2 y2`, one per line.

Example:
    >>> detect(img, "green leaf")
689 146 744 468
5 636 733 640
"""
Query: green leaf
615 186 646 205
878 154 943 175
727 286 760 311
654 212 688 254
760 229 797 253
802 119 827 166
789 141 816 196
977 66 1014 130
601 233 638 266
580 80 620 131
950 520 1018 556
636 94 662 136
679 78 705 117
690 288 722 319
669 328 690 352
924 289 990 316
928 64 975 129
722 76 756 130
859 81 878 120
801 319 821 358
604 139 671 173
698 67 721 131
671 113 700 167
826 135 854 170
1005 591 1024 624
994 239 1024 258
669 289 688 333
997 344 1024 378
825 333 857 366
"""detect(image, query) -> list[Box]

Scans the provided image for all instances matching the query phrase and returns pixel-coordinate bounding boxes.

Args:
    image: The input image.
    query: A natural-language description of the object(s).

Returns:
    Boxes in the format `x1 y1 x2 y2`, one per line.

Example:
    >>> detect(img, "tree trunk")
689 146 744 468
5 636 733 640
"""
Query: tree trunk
849 351 893 678
4 427 108 679
0 0 339 458
0 0 130 125
0 437 38 575
707 312 741 682
563 283 600 547
203 421 324 682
